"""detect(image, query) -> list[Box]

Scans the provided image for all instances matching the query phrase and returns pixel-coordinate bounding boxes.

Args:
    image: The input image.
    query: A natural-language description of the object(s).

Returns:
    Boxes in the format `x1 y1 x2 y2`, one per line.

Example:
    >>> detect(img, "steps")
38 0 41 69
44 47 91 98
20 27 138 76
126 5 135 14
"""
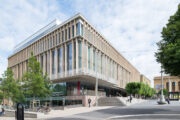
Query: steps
98 97 126 106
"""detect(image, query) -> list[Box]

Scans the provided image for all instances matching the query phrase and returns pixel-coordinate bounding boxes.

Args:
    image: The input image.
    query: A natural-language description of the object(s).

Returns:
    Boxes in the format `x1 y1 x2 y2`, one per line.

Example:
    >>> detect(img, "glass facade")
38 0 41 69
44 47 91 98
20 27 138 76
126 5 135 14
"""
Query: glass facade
76 22 80 36
63 46 65 72
41 55 43 71
67 43 72 71
57 47 62 73
88 46 91 70
78 41 82 69
62 31 64 42
51 50 55 74
45 53 47 73
68 27 71 39
74 41 76 69
72 25 74 37
59 32 60 44
56 34 57 45
81 24 83 36
48 39 49 49
53 36 55 47
96 52 99 73
65 29 67 41
50 37 52 48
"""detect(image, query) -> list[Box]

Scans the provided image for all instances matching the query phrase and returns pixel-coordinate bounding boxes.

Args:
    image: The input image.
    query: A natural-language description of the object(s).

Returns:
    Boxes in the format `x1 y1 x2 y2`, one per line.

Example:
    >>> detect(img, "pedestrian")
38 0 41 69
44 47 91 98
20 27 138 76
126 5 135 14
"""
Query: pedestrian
88 98 91 108
130 95 132 103
167 97 170 104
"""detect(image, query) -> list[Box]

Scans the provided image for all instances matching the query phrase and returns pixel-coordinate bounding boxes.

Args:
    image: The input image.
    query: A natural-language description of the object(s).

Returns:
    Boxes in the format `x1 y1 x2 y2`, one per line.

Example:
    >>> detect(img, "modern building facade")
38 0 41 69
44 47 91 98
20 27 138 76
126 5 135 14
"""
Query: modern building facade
8 14 140 106
154 76 180 100
140 74 151 87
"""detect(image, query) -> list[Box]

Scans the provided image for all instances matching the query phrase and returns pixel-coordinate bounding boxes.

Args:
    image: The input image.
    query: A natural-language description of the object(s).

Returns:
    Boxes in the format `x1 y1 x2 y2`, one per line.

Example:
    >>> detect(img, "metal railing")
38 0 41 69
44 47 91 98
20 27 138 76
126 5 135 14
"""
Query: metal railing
50 68 118 85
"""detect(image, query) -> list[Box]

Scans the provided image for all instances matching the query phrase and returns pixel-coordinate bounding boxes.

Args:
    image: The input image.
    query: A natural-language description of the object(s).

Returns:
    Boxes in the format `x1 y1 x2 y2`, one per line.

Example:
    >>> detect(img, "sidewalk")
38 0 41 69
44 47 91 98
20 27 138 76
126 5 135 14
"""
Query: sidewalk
0 106 113 120
42 106 112 119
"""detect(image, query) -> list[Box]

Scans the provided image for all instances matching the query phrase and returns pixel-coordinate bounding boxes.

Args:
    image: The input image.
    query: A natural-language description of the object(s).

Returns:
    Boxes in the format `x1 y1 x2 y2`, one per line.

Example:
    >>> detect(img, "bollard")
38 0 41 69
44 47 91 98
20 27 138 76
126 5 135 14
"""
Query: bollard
16 103 24 120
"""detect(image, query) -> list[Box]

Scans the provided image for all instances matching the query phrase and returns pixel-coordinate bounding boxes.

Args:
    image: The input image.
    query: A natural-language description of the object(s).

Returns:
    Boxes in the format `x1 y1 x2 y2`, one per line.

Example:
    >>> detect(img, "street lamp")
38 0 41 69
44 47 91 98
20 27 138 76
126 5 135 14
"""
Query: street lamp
95 71 98 106
157 65 166 104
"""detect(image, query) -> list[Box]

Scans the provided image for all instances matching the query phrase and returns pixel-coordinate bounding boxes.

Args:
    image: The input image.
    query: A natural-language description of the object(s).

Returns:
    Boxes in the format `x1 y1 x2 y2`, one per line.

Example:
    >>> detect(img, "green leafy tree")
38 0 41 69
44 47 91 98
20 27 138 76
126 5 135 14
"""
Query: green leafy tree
0 68 24 105
23 52 52 100
158 89 168 96
155 4 180 76
126 82 156 98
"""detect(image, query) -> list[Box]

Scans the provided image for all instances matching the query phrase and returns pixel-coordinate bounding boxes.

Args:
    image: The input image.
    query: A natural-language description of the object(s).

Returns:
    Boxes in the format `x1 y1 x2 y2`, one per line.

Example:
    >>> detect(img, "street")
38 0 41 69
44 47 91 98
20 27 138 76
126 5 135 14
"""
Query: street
46 100 180 120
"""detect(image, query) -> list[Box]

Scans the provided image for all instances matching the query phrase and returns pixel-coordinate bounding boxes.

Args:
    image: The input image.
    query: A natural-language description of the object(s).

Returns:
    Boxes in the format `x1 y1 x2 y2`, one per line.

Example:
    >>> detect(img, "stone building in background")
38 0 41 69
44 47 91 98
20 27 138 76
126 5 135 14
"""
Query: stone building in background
154 76 180 100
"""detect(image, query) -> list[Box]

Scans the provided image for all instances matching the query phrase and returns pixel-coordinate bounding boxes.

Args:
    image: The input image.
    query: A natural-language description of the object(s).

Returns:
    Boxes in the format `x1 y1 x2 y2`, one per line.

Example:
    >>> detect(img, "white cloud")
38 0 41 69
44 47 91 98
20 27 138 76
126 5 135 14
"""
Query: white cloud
0 37 15 51
72 0 179 87
0 0 179 87
0 0 67 77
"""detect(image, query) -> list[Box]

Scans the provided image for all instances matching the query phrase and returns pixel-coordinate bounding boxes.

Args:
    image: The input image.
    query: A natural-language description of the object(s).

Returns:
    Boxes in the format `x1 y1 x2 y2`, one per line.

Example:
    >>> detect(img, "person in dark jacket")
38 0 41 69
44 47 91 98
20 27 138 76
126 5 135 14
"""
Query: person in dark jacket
88 98 91 108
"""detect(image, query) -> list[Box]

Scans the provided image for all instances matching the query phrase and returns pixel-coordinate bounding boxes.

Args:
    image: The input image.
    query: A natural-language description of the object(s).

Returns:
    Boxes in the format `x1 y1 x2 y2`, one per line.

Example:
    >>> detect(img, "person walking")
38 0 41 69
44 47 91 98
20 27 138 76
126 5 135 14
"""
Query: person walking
130 95 132 103
166 97 170 104
88 98 91 108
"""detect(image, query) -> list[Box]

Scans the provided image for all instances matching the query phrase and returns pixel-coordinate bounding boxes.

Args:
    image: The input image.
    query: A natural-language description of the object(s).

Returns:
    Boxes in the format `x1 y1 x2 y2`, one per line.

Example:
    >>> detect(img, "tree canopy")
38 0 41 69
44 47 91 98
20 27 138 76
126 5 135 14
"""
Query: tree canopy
23 52 52 99
155 4 180 76
126 82 156 98
0 68 24 104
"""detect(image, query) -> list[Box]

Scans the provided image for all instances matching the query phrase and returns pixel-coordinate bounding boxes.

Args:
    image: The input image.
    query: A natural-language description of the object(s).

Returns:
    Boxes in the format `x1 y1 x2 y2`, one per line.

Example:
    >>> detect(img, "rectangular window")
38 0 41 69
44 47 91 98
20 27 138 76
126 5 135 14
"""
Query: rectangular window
45 53 47 73
51 50 55 74
68 27 71 39
57 48 62 73
63 46 65 72
45 39 46 50
59 32 60 44
81 24 83 36
76 22 80 36
56 34 57 45
62 31 64 42
72 25 74 37
48 38 49 49
53 36 55 47
43 40 44 51
67 43 72 70
93 49 95 72
50 37 52 48
65 29 67 41
41 55 43 72
78 41 82 69
96 52 99 73
88 46 91 70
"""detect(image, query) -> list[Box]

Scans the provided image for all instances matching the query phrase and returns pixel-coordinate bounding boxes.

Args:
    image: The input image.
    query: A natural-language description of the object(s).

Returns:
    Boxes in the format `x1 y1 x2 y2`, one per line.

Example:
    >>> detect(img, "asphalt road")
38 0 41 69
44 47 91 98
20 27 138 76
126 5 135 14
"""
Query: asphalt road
46 100 180 120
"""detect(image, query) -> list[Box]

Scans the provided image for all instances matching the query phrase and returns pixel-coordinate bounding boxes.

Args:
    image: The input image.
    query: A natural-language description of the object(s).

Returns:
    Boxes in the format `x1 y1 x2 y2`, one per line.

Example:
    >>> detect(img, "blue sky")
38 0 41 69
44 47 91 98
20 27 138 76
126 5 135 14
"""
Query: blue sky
0 0 179 86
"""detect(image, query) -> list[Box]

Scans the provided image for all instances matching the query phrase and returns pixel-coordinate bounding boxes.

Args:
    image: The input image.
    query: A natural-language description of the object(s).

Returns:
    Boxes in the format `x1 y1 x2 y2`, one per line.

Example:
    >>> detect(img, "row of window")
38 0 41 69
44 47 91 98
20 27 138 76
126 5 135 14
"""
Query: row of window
40 41 82 75
9 22 83 67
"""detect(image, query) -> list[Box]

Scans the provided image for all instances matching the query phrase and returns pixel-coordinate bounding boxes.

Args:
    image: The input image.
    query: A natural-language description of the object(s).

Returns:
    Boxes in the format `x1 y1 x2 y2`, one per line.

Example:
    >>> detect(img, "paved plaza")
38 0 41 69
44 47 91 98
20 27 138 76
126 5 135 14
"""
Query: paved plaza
1 100 180 120
46 100 180 120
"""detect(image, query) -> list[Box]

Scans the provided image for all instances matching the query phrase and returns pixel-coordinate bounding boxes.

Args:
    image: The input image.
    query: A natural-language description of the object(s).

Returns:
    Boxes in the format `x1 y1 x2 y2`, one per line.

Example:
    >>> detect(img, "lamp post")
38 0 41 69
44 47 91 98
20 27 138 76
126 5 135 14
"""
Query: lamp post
157 65 166 104
95 71 98 106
